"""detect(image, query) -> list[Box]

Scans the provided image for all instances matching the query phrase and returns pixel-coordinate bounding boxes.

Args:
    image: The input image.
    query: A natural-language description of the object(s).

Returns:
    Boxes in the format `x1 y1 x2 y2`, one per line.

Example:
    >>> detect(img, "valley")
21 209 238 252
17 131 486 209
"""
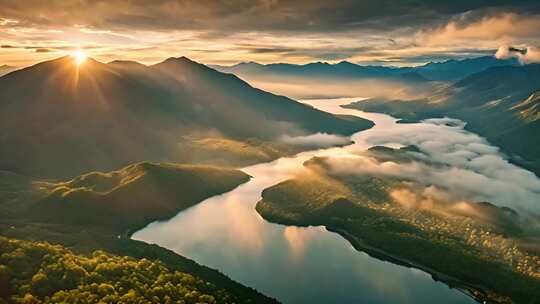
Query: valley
0 162 279 303
2 2 540 303
134 97 540 303
343 63 540 177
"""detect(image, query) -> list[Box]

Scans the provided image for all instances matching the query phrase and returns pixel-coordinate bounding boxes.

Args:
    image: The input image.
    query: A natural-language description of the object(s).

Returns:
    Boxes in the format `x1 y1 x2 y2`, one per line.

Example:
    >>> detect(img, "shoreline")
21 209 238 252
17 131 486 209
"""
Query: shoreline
327 226 493 304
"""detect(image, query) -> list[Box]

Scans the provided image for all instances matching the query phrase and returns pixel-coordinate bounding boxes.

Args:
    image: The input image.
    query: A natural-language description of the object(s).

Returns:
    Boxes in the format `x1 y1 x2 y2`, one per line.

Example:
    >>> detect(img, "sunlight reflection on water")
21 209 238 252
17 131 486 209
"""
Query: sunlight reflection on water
133 97 538 304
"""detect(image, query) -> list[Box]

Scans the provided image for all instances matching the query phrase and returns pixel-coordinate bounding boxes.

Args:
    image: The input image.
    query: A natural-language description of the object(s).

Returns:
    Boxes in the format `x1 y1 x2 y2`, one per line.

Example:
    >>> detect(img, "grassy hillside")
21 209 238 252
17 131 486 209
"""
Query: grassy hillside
256 154 540 304
176 136 299 166
31 162 250 232
0 163 278 304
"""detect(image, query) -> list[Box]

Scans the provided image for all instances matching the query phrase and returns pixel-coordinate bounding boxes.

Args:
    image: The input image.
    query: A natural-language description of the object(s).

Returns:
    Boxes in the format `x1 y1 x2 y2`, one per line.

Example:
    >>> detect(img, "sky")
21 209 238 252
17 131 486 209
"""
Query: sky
1 0 539 67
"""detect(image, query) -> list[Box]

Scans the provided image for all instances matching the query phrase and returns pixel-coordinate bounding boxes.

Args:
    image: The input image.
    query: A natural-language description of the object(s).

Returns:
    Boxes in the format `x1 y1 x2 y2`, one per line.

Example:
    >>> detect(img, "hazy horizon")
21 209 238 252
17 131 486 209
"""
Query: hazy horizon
0 52 514 70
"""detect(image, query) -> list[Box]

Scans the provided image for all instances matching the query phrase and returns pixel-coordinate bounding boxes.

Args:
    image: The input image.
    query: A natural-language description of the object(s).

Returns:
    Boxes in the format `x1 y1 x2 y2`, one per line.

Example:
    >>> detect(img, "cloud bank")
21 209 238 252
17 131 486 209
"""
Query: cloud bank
1 1 539 66
321 116 540 214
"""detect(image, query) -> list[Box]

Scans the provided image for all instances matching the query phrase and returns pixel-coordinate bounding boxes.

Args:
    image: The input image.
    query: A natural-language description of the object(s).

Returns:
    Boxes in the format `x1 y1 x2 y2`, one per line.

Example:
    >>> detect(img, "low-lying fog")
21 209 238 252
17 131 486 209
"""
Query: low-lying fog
305 97 540 216
134 97 482 304
134 96 539 303
246 76 437 100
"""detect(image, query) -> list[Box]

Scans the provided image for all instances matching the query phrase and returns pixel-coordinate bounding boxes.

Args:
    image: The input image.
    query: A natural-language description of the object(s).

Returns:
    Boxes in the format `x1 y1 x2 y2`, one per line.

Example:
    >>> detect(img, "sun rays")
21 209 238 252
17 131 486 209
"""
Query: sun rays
73 50 87 66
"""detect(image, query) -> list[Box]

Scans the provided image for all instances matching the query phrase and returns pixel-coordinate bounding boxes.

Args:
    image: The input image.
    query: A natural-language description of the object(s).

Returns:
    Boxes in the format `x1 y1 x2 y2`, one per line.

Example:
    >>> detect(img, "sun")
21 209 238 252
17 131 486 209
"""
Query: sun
72 50 87 66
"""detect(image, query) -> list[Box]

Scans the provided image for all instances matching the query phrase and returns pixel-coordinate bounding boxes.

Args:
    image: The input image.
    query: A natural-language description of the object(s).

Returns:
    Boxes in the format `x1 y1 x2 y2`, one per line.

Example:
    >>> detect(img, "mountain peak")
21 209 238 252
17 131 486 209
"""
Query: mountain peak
155 56 212 73
108 60 147 67
1 56 108 80
158 56 205 68
336 60 357 66
235 61 263 67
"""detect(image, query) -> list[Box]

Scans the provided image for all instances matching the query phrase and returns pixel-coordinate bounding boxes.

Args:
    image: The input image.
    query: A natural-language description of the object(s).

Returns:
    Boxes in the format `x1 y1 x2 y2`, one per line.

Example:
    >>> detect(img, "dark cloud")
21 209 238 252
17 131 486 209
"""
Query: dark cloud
34 48 52 53
1 0 539 66
380 49 498 64
246 47 298 54
1 0 539 33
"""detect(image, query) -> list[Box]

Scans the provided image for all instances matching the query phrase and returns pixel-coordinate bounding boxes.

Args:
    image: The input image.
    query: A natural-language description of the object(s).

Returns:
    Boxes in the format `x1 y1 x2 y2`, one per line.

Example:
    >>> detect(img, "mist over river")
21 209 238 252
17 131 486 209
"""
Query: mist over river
133 97 540 304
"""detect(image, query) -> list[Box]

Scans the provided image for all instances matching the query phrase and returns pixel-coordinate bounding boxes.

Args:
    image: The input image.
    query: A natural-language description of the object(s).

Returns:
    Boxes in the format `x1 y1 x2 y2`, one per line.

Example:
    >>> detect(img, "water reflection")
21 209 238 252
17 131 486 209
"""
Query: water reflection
133 97 486 304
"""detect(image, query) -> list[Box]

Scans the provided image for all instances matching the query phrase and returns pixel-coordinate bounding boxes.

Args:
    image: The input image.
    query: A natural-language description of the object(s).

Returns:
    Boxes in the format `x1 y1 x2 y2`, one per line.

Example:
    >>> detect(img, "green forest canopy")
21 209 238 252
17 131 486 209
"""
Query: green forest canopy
0 236 239 304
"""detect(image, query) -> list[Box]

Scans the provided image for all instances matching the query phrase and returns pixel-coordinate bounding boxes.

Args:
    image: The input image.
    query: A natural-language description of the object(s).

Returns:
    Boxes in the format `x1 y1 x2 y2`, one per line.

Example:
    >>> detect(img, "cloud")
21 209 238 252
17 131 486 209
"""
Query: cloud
318 116 540 214
495 45 540 64
417 12 540 46
1 1 540 66
34 48 52 53
280 133 351 148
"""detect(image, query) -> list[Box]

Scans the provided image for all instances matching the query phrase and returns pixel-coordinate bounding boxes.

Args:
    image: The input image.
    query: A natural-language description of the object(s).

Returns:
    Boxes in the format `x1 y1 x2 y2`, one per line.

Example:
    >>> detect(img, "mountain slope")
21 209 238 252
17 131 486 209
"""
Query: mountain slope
412 56 518 81
0 56 371 178
441 65 540 175
0 163 278 303
32 162 250 231
346 64 540 176
0 236 269 304
153 57 372 138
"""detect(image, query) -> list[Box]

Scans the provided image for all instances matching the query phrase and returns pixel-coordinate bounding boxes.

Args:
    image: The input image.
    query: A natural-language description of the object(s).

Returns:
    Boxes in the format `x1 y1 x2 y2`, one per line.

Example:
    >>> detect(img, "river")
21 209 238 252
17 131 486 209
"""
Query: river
133 97 540 303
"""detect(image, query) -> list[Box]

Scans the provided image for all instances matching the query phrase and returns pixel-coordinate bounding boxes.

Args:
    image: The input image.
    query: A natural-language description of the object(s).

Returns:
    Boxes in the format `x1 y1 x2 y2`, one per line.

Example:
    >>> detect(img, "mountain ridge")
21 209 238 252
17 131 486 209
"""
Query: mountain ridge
212 55 519 82
0 55 372 178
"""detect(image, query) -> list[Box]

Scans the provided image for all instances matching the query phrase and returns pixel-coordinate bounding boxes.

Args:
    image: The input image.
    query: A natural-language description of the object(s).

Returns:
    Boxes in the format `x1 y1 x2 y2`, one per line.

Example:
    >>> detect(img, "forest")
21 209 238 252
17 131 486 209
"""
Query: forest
0 237 239 304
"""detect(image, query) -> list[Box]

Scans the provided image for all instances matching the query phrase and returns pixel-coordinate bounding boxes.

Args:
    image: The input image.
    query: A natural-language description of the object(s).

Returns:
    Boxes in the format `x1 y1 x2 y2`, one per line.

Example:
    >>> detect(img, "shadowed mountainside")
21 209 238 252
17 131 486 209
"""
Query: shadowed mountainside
213 60 428 82
0 56 371 178
213 56 517 82
345 64 540 176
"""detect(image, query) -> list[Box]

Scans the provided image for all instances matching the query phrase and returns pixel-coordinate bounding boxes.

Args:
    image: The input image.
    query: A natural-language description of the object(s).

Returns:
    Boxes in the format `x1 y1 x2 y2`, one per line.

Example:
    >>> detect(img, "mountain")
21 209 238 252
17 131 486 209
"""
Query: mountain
213 56 518 83
0 163 278 304
0 56 371 178
411 56 519 81
213 60 427 82
345 64 540 176
32 162 250 231
511 90 540 122
447 66 540 175
0 65 17 77
0 236 278 304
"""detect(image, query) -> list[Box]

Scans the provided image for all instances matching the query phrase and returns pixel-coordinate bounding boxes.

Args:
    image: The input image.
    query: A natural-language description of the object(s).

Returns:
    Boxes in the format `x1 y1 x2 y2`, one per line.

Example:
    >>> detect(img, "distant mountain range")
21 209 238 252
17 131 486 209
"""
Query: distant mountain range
0 56 371 178
213 56 519 82
213 60 428 82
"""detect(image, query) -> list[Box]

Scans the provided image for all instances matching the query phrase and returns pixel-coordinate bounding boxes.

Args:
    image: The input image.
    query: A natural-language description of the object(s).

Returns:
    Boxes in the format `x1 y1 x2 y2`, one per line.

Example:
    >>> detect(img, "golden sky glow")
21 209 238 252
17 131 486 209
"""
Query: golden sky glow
0 1 539 68
72 50 87 66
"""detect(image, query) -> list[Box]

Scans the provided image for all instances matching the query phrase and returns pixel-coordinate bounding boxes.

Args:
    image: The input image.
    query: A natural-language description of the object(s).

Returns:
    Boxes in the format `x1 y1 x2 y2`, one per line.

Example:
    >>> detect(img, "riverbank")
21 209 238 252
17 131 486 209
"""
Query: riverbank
327 227 490 303
255 155 540 303
342 98 540 178
0 163 280 304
